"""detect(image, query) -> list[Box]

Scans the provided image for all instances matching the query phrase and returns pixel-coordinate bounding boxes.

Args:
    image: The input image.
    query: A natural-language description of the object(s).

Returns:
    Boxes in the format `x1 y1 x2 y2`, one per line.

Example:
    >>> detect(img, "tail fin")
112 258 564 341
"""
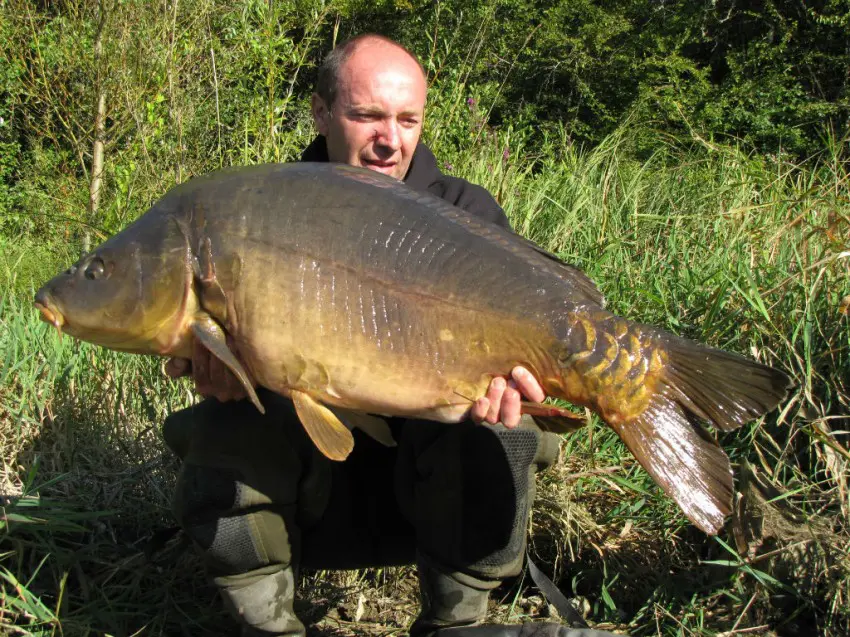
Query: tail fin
611 334 792 534
661 336 792 431
611 394 734 534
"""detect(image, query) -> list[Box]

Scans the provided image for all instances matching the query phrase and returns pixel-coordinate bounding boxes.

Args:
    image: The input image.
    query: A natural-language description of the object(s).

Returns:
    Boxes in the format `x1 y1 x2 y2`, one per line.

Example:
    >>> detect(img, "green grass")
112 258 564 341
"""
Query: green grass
1 129 848 636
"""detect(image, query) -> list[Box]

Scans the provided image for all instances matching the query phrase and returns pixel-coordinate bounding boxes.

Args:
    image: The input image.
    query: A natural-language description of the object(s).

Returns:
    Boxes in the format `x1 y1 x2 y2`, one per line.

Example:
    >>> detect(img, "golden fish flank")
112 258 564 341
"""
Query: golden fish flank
33 162 791 536
467 338 490 355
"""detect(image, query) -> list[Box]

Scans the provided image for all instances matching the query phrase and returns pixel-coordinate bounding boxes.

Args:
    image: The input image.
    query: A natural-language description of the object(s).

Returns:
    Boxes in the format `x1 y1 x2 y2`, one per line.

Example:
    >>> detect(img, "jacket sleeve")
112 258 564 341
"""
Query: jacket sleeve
430 176 513 231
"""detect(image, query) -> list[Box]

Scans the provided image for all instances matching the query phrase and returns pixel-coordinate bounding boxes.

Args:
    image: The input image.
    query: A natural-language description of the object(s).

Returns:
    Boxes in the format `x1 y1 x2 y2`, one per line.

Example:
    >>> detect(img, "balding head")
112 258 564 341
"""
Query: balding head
316 34 426 110
311 34 427 180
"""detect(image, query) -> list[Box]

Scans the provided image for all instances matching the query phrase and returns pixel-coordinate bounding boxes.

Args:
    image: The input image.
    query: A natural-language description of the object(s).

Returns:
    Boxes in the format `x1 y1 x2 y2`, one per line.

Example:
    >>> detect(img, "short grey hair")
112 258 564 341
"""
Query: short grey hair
316 34 426 109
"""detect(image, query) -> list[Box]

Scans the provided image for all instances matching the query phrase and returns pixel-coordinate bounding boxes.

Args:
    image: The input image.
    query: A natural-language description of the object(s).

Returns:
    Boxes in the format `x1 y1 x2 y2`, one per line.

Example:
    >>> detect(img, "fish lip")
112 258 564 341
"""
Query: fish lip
34 294 65 335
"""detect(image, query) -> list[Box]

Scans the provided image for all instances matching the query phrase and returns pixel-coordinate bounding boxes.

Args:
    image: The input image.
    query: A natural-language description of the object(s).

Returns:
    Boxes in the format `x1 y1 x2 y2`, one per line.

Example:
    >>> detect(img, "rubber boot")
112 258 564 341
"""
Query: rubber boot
428 624 624 637
409 554 499 636
216 566 306 637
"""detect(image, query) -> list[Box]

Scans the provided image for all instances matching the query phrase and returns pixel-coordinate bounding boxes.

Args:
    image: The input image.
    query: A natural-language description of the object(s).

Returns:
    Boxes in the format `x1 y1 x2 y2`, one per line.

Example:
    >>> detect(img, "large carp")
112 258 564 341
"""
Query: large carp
35 162 791 534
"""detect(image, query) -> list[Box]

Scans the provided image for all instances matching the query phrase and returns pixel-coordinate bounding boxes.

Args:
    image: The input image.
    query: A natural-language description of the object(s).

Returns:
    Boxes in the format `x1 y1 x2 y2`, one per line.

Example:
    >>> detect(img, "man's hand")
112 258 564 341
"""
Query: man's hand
470 366 545 429
165 337 255 403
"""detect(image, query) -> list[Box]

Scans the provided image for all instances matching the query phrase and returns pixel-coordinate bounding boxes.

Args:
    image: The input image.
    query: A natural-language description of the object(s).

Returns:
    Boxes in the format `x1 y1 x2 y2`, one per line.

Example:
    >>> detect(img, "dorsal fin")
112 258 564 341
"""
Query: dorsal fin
523 239 605 307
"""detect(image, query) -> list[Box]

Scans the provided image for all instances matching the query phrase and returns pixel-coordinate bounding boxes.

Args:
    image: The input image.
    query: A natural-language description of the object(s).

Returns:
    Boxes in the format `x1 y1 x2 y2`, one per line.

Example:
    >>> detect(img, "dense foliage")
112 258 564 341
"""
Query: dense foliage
1 0 848 243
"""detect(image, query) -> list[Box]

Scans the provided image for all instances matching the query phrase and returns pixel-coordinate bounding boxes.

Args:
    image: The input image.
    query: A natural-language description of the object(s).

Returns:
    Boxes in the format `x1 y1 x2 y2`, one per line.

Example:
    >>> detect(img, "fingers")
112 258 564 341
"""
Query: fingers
226 368 248 401
191 337 214 397
470 396 490 424
511 366 545 403
190 336 254 403
191 338 237 401
208 355 250 403
218 353 248 402
226 334 257 392
164 345 242 403
207 352 234 402
500 381 522 428
469 381 520 428
484 376 507 424
471 367 545 428
483 376 520 427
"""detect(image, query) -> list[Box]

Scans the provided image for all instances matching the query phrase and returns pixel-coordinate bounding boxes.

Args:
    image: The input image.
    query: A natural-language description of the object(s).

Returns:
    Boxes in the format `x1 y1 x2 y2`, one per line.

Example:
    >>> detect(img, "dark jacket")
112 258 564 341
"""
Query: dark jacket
300 136 511 230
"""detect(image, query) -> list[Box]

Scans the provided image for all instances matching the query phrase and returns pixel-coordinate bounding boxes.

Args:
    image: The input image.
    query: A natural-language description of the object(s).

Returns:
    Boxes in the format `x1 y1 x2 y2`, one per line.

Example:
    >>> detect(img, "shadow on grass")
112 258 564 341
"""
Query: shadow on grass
1 402 415 636
1 407 219 635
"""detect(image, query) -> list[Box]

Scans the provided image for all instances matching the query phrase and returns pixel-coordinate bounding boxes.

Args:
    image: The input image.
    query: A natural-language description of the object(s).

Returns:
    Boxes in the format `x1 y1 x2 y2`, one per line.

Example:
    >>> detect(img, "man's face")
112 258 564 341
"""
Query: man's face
312 42 426 181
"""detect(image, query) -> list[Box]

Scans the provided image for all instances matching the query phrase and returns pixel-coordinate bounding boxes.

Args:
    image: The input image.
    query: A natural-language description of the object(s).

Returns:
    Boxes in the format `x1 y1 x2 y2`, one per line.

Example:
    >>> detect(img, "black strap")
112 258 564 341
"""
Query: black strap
526 554 590 629
143 525 188 565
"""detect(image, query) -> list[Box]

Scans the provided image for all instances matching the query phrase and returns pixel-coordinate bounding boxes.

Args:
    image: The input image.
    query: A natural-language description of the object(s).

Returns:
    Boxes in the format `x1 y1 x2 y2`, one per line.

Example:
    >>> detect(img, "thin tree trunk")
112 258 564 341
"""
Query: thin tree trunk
167 0 182 183
86 2 108 254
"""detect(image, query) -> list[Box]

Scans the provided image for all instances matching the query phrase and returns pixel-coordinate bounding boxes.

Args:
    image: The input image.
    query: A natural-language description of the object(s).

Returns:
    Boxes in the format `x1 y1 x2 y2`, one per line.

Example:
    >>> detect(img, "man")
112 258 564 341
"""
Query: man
164 34 616 637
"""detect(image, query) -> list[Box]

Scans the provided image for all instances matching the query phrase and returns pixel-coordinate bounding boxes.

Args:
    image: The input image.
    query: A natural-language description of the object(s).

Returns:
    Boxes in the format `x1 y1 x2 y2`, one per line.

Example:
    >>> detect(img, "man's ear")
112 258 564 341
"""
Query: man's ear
311 93 330 136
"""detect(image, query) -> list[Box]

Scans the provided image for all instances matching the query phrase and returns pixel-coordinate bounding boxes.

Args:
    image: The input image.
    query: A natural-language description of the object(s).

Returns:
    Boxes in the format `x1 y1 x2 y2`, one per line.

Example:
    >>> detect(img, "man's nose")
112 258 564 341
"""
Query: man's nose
375 119 401 150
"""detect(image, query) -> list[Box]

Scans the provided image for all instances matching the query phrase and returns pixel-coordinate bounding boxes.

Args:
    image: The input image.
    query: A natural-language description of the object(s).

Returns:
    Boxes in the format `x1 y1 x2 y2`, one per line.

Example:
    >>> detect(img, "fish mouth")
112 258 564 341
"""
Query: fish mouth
34 294 65 336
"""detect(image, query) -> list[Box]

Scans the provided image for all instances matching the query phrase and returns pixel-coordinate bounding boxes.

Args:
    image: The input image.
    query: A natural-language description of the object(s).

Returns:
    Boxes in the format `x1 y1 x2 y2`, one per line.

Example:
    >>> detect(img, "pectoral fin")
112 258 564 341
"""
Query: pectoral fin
332 408 397 448
195 236 245 331
292 390 355 461
190 317 264 414
521 401 587 433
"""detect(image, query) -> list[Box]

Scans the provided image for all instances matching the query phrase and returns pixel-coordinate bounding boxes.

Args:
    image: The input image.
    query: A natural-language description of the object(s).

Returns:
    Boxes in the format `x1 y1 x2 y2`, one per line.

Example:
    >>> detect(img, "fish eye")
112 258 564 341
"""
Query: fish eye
84 258 106 281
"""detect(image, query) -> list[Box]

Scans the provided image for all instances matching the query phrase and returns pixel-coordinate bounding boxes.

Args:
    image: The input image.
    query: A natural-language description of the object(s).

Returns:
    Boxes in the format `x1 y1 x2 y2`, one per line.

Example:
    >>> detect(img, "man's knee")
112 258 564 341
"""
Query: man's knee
398 420 559 581
173 462 294 574
165 391 332 573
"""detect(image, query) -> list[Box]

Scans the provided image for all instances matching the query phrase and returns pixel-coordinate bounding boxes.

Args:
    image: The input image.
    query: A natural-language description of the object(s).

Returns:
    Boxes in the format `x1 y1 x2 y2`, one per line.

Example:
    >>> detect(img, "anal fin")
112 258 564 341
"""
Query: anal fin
191 317 264 414
332 408 397 448
292 390 355 461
